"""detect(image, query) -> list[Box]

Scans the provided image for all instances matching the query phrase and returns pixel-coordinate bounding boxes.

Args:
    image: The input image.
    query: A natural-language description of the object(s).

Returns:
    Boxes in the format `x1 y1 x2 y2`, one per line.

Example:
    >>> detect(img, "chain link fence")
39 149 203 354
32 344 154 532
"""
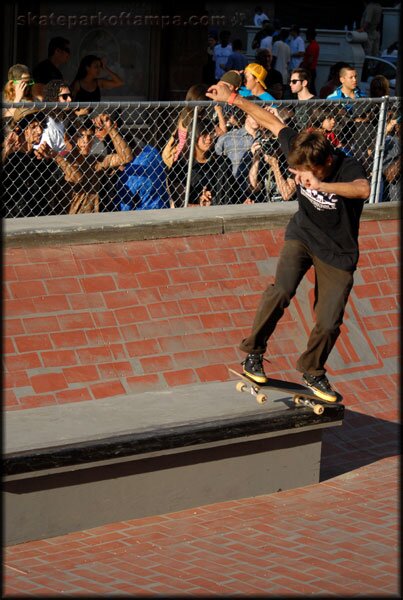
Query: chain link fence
2 96 400 217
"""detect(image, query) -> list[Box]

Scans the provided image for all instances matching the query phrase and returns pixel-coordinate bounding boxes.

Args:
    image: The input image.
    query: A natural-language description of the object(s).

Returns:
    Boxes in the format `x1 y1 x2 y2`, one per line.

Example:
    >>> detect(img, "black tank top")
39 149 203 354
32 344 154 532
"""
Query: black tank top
75 82 101 102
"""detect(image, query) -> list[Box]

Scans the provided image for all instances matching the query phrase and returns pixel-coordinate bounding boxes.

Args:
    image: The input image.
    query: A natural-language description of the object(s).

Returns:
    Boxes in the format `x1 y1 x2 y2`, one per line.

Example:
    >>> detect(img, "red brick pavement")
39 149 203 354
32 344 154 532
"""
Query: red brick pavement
4 392 400 597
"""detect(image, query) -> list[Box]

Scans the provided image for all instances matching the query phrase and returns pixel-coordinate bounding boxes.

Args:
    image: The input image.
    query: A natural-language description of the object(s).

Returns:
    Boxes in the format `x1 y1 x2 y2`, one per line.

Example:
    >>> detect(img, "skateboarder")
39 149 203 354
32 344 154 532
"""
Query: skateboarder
206 83 370 401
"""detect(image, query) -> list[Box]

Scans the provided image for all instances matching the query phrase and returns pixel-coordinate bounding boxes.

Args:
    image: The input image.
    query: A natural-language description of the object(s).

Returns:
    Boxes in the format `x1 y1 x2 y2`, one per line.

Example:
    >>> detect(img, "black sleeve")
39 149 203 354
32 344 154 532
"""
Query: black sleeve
277 127 298 159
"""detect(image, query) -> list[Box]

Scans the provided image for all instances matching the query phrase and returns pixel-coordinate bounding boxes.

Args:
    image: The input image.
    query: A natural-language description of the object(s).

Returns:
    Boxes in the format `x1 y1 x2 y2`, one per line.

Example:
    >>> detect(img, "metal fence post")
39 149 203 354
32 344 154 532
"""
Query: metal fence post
369 96 389 204
184 106 199 208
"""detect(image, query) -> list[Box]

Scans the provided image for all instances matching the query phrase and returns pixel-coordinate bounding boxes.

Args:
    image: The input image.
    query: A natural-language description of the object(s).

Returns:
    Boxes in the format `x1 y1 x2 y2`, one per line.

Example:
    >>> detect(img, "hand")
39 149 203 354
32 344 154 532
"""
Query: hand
199 187 212 206
34 142 56 160
289 168 321 189
251 141 262 156
206 81 232 103
93 113 116 138
4 130 22 155
264 155 277 167
243 198 255 204
13 80 28 102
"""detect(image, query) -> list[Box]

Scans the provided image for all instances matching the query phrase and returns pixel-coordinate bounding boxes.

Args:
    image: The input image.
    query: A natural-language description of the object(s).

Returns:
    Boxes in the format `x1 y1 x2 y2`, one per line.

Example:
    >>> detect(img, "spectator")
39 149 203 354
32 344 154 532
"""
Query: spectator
301 28 320 96
259 22 275 51
215 112 262 198
115 145 171 211
2 107 54 217
254 7 270 28
287 25 305 72
252 20 273 51
369 74 390 97
272 29 291 88
327 65 366 100
249 133 297 202
287 68 316 131
168 119 238 207
225 39 249 71
289 67 315 100
161 83 226 169
213 31 232 81
71 55 124 101
3 64 36 119
219 71 245 131
309 107 343 149
50 114 133 213
358 1 382 56
33 37 71 99
255 48 283 99
239 63 276 102
382 116 400 202
202 33 217 85
319 62 351 99
35 80 73 153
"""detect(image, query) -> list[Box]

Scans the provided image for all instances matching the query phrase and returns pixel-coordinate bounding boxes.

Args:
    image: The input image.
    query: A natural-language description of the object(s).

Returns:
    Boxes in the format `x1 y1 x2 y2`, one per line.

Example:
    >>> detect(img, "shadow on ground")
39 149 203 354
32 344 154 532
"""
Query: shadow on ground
320 408 400 480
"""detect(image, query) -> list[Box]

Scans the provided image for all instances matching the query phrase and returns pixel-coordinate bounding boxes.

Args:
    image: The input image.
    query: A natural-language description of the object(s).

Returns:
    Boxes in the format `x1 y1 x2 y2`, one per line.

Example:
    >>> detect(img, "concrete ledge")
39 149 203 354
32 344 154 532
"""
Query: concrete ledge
4 382 343 544
3 202 399 247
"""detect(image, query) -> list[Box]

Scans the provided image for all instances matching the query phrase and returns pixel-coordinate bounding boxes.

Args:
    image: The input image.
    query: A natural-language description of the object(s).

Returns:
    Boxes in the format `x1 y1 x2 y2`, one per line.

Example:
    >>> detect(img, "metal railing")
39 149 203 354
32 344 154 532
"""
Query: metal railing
2 96 400 217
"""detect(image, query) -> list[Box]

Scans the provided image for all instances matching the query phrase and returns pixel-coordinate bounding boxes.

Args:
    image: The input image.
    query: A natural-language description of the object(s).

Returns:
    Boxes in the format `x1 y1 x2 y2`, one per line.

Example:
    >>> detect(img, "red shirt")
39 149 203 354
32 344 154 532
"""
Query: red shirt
302 40 320 70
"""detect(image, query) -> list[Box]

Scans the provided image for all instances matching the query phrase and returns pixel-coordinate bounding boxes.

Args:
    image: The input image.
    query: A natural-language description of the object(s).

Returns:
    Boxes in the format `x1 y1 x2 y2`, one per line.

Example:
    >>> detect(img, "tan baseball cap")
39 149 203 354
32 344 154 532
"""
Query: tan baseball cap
244 63 268 89
220 70 242 90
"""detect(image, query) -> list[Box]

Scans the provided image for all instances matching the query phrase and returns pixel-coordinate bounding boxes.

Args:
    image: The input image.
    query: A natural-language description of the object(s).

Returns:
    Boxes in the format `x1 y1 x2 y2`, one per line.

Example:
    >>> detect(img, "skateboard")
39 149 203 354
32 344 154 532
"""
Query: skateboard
228 368 342 415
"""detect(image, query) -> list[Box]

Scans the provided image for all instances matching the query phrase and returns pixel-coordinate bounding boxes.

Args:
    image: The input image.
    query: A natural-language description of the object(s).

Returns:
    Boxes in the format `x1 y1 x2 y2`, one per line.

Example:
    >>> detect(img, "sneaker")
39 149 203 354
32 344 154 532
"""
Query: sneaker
303 373 338 402
242 353 268 383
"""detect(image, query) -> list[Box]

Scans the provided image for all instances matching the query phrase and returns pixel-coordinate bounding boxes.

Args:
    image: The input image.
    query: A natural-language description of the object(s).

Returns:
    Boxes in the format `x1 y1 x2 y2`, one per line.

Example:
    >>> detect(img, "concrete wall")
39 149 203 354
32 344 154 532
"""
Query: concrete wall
4 203 399 412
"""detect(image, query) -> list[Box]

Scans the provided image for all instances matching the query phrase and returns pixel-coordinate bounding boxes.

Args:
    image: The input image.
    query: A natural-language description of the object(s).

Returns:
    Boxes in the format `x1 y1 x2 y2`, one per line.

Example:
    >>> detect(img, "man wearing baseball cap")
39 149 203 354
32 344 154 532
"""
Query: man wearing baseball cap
239 63 276 102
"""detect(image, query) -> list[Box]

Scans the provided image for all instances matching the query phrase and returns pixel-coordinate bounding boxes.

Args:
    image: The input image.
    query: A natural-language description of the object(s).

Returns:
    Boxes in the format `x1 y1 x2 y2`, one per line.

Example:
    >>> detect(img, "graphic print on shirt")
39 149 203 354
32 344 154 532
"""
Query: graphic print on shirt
300 186 338 210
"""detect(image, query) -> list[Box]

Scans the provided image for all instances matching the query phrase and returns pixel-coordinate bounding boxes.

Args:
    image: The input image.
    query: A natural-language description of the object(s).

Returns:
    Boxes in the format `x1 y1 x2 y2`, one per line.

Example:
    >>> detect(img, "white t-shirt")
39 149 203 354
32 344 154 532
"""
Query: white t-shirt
254 13 269 27
37 117 66 152
272 40 291 83
289 35 305 71
260 35 273 51
213 43 233 80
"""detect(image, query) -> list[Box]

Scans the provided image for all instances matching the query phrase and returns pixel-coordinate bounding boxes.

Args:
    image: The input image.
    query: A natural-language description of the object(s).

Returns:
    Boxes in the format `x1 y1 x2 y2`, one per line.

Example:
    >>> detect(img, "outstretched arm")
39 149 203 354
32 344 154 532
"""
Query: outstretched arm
206 82 286 137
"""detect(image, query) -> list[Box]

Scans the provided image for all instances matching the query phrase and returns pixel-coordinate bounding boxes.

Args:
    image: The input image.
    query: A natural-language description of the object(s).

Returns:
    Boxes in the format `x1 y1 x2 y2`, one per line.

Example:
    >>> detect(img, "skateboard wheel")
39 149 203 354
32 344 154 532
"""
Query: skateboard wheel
256 393 267 404
294 396 303 406
236 382 247 393
314 405 324 415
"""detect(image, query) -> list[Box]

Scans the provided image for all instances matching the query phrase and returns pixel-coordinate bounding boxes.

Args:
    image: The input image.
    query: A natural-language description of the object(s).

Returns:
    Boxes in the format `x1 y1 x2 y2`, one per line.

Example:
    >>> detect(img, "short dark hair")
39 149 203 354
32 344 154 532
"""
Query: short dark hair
291 67 311 84
48 37 70 58
287 129 333 169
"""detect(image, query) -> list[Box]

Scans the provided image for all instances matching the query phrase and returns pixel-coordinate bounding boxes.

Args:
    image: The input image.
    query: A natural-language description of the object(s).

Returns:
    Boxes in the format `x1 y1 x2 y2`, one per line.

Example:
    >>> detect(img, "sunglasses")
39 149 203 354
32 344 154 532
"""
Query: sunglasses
290 79 302 84
12 79 35 86
59 93 72 100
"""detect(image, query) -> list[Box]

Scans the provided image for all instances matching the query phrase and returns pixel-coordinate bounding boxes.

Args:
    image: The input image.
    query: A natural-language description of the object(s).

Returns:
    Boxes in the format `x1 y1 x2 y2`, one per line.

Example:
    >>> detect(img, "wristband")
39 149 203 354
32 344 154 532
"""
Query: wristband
227 91 238 105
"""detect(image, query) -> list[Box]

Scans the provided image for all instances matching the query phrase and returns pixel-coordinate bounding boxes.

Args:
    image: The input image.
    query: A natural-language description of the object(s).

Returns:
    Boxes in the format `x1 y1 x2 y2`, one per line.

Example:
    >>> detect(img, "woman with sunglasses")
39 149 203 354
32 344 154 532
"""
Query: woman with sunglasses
3 64 37 119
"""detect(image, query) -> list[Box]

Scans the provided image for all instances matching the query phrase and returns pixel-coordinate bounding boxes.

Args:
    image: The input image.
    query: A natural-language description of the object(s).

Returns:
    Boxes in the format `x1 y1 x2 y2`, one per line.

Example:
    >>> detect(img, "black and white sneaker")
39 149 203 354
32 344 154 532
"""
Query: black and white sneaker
303 373 338 402
242 353 268 384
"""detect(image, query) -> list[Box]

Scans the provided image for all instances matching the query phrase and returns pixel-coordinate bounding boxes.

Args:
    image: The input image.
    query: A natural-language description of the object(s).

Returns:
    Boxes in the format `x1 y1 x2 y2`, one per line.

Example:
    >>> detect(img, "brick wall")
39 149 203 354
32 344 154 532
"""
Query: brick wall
4 219 399 411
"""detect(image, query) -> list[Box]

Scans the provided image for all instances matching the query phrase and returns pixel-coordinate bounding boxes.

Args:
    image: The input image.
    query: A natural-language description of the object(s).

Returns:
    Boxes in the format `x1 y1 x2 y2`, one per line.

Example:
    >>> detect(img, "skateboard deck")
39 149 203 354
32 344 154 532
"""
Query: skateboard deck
228 368 342 415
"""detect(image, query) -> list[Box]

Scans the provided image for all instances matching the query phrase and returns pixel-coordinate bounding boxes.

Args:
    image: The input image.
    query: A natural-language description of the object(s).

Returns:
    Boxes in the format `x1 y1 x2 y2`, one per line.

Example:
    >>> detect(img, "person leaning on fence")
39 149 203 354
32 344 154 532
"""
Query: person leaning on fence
33 80 74 154
214 110 262 201
168 118 239 208
3 64 37 120
248 120 297 203
2 107 55 217
39 113 133 214
206 81 370 401
161 83 227 171
381 115 400 203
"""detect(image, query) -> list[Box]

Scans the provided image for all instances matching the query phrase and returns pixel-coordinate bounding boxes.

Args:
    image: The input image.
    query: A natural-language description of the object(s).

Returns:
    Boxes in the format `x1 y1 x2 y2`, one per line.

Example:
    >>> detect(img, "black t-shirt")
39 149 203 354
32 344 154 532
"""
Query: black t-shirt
278 127 367 272
33 59 63 85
